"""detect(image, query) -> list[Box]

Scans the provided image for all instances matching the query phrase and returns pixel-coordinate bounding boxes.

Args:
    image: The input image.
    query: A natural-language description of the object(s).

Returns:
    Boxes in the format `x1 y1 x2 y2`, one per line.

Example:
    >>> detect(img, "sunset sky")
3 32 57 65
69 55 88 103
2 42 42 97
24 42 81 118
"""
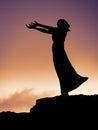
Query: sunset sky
0 0 98 112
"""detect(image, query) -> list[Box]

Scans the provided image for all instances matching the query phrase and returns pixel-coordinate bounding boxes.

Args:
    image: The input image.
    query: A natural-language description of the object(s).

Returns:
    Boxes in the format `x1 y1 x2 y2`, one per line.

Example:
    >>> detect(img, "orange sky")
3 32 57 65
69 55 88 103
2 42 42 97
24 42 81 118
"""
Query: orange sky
0 0 98 112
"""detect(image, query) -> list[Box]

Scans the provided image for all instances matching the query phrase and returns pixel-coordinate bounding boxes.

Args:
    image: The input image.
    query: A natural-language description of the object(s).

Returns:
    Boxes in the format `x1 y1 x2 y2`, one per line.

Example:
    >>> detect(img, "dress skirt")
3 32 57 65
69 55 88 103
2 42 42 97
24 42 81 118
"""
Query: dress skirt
52 43 88 93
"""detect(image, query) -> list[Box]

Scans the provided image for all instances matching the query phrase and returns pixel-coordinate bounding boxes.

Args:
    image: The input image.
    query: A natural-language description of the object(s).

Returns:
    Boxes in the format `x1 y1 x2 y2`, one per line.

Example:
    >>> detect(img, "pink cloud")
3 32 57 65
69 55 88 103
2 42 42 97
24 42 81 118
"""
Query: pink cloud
0 88 52 113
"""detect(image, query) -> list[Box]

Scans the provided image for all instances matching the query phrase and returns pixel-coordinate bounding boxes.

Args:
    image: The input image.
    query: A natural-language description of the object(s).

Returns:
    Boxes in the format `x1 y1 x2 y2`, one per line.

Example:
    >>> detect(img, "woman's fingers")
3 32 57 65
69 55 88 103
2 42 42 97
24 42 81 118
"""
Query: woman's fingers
26 24 30 28
26 20 38 29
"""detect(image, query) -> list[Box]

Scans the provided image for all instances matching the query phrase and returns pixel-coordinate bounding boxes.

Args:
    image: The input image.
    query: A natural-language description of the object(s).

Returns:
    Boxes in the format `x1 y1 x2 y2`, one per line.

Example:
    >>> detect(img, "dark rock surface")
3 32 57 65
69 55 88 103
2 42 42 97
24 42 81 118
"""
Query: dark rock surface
0 95 98 129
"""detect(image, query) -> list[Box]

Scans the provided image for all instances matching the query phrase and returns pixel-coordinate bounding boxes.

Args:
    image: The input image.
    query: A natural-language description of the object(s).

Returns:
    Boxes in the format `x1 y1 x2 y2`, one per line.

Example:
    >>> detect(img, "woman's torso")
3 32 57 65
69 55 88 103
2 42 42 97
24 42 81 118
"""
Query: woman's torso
52 28 67 53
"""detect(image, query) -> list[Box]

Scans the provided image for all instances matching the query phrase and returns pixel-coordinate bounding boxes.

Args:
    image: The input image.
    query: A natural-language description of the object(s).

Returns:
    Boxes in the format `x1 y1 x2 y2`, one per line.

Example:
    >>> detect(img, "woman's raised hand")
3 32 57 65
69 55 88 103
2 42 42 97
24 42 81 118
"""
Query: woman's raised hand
26 21 39 29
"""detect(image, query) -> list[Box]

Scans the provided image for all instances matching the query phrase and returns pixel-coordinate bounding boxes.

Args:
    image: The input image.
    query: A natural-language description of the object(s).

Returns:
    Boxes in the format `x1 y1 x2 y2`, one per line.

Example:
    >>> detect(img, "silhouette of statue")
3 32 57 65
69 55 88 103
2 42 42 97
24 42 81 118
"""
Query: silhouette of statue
26 19 88 96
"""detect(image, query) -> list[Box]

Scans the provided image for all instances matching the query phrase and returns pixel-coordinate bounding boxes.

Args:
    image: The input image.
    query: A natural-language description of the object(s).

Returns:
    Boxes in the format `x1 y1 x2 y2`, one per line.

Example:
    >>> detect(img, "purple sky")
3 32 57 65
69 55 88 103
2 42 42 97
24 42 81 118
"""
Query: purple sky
0 0 98 112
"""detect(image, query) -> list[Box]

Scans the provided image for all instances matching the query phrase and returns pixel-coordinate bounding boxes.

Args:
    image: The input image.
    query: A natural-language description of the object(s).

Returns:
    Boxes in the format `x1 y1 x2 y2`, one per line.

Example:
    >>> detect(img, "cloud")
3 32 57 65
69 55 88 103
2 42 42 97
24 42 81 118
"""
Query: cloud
0 88 52 113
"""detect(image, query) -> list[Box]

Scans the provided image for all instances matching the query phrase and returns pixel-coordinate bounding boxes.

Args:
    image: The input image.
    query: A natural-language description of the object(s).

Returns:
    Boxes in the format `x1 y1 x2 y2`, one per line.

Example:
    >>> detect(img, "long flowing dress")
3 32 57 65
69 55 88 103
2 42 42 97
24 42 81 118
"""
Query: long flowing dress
52 28 88 94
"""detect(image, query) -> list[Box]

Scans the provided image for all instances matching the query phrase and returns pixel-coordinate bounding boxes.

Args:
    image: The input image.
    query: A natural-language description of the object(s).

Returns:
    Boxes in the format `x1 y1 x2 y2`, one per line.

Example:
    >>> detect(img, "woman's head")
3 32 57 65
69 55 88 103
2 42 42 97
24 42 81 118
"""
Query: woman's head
57 19 70 31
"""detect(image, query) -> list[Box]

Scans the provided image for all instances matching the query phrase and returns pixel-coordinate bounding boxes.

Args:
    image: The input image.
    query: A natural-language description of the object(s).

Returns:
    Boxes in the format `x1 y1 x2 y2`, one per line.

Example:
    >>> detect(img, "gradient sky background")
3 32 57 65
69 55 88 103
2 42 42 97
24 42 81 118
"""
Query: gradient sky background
0 0 98 112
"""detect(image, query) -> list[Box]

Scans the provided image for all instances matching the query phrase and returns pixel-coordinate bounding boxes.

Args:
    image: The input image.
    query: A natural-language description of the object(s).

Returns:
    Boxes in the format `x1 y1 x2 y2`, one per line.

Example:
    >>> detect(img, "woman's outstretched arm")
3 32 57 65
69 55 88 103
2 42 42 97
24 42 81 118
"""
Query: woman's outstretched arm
26 21 55 34
34 21 54 30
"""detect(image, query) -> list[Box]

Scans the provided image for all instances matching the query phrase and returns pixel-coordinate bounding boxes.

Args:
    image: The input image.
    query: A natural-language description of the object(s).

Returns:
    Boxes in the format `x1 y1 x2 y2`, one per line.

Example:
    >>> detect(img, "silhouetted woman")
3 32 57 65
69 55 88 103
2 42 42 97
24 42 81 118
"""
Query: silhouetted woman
26 19 88 95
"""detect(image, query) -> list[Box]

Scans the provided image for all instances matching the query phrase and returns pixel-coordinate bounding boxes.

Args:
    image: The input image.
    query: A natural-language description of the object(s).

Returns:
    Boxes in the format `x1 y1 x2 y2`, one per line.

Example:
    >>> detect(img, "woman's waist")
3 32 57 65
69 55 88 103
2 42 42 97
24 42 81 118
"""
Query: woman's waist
52 43 64 49
52 45 65 54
